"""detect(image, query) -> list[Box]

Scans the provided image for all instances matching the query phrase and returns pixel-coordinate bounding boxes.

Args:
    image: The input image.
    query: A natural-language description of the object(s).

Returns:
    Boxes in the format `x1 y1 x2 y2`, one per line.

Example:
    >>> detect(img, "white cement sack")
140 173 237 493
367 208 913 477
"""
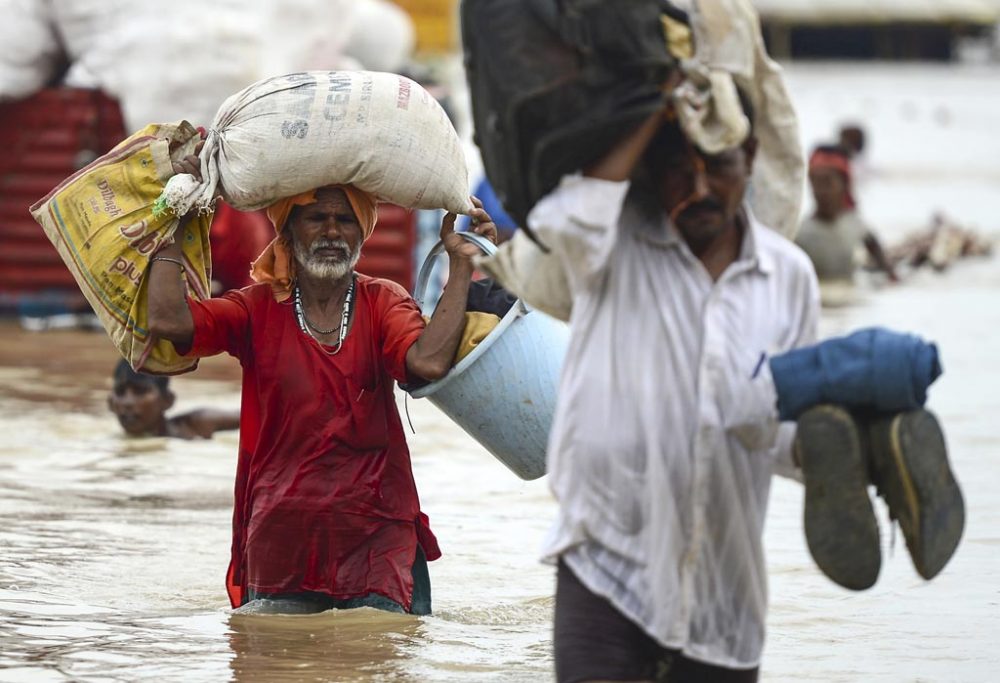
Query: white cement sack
160 71 471 216
0 0 62 100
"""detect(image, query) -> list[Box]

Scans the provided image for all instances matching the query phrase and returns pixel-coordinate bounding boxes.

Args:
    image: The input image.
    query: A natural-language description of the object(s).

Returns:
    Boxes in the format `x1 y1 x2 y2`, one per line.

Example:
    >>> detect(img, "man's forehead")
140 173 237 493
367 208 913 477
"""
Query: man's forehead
309 187 351 207
809 165 841 178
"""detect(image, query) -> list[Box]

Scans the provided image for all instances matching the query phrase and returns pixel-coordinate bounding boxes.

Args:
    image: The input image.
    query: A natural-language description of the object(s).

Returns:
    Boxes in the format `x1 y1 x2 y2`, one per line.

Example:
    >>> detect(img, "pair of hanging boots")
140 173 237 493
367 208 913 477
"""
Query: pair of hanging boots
795 405 965 590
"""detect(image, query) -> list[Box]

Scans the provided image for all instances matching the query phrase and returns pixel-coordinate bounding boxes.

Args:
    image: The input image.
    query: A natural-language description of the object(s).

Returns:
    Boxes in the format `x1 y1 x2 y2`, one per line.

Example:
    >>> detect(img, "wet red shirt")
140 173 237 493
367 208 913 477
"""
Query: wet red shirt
184 276 440 610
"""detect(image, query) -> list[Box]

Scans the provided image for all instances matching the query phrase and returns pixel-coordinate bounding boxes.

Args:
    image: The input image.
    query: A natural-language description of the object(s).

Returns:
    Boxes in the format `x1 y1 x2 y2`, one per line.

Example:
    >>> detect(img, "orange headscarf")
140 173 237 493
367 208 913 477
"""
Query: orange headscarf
249 185 379 302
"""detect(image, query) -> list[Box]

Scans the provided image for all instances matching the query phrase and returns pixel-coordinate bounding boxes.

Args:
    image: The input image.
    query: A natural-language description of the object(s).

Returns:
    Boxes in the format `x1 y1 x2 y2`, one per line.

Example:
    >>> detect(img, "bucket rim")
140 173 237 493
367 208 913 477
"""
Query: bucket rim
407 300 526 398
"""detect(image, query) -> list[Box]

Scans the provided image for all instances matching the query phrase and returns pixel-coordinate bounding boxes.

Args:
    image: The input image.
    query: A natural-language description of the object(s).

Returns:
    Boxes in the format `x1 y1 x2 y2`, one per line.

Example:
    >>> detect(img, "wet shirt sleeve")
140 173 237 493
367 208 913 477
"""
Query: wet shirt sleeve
376 283 426 384
526 173 631 286
182 290 252 360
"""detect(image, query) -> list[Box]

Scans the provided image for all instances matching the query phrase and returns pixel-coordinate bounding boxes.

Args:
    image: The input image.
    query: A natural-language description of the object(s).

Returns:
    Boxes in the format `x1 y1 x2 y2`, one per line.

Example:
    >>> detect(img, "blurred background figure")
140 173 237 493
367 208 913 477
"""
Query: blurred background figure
457 177 519 244
109 359 239 439
837 122 874 188
888 212 994 272
796 144 898 286
838 123 866 160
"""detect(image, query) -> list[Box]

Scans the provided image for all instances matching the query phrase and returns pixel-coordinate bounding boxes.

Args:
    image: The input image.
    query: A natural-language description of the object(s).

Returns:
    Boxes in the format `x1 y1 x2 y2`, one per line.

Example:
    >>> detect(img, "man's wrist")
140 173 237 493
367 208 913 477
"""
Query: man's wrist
447 257 475 277
155 239 183 258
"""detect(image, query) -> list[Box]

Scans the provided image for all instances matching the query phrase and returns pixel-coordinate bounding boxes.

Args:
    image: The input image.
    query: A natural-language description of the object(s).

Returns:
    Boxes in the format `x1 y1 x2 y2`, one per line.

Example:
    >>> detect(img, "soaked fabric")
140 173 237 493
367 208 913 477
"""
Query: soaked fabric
532 174 819 668
241 547 432 615
769 327 943 421
555 561 759 683
250 184 379 302
182 277 440 611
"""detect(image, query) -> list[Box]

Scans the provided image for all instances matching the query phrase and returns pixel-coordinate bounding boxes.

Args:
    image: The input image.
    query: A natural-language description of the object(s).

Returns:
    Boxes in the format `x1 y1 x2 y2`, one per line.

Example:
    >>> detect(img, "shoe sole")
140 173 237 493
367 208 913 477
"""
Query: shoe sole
871 409 965 580
797 405 881 590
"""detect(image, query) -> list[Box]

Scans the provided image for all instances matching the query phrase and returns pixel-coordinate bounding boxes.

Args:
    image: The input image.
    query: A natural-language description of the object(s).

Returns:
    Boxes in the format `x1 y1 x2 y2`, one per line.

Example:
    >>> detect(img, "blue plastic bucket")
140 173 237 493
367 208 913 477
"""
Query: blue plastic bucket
408 233 568 480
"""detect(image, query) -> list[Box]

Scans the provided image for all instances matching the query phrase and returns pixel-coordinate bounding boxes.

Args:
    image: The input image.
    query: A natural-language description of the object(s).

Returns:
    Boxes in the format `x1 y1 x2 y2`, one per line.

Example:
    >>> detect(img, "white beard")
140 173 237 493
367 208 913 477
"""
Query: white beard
293 237 361 281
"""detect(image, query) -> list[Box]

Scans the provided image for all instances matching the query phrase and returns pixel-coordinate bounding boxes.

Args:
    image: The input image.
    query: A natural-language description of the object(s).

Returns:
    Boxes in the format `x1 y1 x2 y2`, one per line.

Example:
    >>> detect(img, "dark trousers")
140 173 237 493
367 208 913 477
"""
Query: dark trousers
555 560 759 683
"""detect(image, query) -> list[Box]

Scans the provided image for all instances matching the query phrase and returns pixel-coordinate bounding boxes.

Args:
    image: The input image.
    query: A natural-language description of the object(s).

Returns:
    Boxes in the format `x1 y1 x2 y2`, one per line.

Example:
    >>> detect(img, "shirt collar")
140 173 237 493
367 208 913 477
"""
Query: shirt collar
741 209 775 276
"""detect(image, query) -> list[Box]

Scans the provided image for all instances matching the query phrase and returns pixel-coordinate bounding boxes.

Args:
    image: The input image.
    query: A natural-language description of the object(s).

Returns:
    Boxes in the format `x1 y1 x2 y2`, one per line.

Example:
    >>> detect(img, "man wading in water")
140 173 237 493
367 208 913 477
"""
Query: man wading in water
531 87 962 681
147 151 496 615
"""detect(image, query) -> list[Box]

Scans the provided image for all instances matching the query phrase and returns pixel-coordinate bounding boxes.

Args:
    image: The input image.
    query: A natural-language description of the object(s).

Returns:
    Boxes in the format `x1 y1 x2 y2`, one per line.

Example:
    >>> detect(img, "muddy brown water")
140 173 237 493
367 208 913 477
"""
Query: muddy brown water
1 257 998 682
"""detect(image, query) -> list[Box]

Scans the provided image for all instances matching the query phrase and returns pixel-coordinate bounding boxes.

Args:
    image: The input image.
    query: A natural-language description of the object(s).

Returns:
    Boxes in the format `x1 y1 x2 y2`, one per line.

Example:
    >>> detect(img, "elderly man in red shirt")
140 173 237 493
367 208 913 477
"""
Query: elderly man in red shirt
147 152 496 615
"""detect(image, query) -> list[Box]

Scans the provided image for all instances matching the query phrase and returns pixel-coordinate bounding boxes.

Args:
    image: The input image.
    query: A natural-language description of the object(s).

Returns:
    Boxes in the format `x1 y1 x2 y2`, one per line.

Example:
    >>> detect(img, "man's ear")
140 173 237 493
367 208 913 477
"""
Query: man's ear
162 390 176 412
743 136 759 175
107 394 116 413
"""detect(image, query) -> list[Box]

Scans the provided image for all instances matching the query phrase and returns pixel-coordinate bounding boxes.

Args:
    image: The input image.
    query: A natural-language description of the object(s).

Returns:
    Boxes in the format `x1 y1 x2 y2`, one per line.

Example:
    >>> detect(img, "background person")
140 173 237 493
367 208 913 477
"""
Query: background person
108 359 239 439
796 145 899 284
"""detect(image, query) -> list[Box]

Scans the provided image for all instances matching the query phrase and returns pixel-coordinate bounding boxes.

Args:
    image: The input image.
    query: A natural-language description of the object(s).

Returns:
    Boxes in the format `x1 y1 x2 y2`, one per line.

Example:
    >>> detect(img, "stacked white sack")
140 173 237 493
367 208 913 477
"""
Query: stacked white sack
0 0 63 100
65 1 258 133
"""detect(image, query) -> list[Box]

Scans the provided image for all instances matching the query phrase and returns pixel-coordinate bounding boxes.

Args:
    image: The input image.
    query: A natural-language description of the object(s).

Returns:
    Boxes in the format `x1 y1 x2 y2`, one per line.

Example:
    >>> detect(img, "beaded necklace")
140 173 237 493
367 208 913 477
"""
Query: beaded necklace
294 275 355 355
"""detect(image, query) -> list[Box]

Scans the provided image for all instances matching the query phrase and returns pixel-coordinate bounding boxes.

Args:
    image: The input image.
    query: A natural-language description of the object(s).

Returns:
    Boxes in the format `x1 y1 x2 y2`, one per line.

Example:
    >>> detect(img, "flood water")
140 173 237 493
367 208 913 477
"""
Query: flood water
4 60 1000 683
0 325 556 683
1 253 998 682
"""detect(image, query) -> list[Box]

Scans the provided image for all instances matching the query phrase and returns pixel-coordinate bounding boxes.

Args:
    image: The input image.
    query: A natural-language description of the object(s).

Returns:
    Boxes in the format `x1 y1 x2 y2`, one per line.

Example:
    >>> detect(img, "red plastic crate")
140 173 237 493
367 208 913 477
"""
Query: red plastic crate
0 88 127 300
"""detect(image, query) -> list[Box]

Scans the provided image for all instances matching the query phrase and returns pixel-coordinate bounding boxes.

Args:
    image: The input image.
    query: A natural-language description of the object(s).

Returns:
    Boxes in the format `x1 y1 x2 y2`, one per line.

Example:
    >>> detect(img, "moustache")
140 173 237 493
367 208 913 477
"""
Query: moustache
680 198 725 215
310 238 350 255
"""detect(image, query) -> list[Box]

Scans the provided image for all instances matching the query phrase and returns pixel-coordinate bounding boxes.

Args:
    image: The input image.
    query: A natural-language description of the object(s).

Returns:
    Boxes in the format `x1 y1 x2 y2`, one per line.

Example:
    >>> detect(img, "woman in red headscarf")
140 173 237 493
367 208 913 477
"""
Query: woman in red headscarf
795 145 898 285
146 150 497 614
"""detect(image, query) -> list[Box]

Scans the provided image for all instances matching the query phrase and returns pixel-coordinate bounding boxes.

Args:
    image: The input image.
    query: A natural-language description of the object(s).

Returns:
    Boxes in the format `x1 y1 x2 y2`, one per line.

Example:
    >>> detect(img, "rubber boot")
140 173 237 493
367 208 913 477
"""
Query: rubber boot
795 404 881 590
866 409 964 580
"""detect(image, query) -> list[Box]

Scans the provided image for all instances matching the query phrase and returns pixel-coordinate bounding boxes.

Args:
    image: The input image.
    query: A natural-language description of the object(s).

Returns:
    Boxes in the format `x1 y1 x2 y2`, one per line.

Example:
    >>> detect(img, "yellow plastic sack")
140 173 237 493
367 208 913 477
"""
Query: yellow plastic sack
422 311 502 366
454 311 501 365
30 121 213 375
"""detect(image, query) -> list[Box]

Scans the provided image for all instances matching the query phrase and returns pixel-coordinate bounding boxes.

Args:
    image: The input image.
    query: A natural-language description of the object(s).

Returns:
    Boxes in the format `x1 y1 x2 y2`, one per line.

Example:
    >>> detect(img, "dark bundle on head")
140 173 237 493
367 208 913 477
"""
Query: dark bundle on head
113 359 169 394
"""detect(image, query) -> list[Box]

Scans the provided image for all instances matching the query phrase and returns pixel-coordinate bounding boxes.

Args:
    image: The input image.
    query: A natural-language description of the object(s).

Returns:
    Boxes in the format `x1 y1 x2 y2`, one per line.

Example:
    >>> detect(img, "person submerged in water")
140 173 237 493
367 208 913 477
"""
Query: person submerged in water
796 145 899 284
108 359 240 439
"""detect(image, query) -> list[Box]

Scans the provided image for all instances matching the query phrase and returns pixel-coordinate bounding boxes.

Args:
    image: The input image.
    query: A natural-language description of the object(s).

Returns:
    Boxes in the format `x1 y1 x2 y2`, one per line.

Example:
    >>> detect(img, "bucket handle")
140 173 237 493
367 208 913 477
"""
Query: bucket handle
413 231 501 313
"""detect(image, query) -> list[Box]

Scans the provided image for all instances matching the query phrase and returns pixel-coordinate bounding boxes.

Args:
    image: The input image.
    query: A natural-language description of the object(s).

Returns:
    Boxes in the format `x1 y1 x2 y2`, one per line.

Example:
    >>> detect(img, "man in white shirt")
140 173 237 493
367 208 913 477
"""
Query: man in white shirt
529 95 818 682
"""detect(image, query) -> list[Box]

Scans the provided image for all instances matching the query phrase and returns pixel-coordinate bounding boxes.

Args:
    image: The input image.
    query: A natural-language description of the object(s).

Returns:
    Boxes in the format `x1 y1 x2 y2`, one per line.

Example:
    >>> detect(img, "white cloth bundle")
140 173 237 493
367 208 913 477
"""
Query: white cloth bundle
673 0 804 239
